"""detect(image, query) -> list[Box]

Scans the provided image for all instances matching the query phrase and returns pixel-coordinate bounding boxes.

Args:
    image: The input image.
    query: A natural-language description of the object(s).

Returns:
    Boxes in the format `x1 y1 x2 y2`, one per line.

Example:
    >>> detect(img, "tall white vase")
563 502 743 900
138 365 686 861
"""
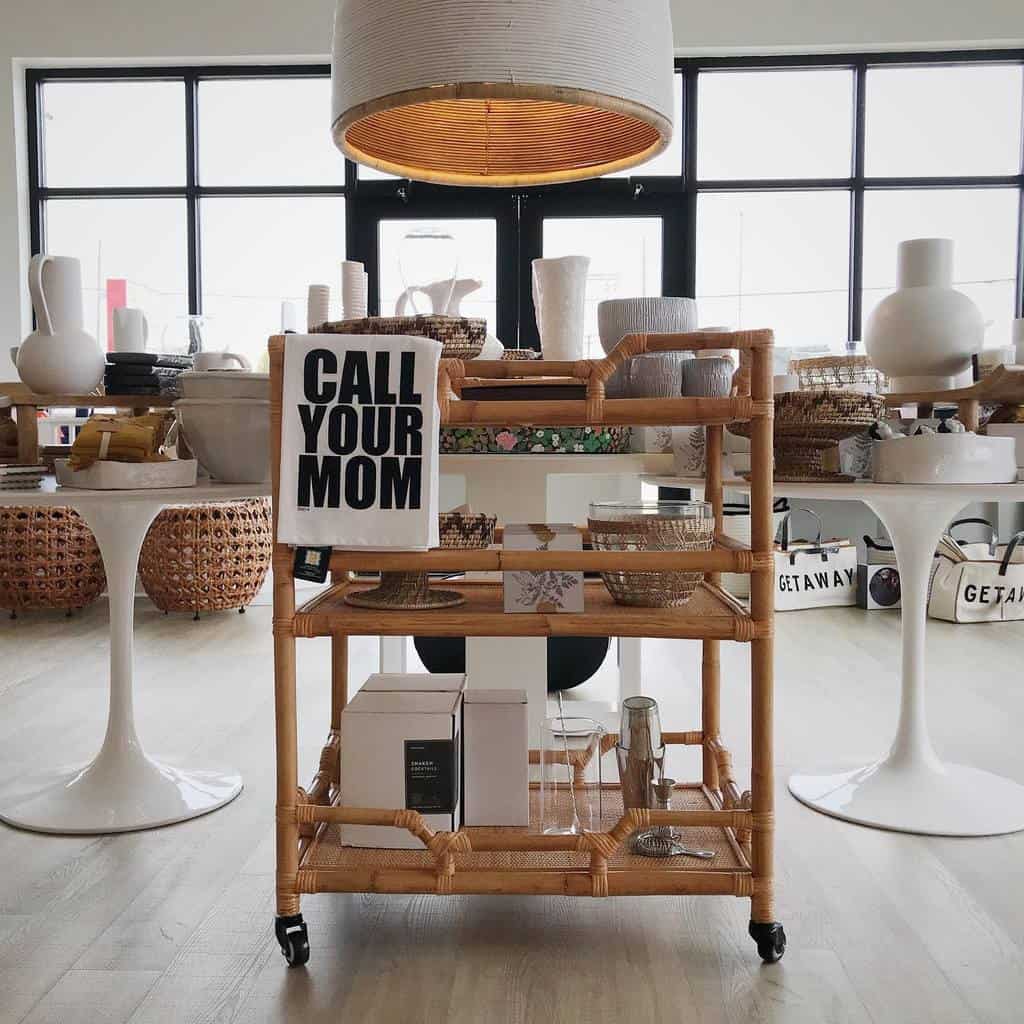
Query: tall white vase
864 238 984 393
17 254 104 395
532 255 590 361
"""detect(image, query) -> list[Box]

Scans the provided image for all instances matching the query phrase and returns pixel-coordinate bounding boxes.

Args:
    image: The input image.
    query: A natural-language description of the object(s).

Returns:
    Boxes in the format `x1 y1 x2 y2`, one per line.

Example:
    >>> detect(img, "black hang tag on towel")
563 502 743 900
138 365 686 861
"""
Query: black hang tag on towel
405 739 457 814
293 546 333 584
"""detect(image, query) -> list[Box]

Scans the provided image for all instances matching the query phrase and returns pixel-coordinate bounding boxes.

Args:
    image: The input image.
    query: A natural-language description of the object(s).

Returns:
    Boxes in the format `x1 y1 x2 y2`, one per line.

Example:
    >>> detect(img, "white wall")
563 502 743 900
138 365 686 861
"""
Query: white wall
1 0 1023 359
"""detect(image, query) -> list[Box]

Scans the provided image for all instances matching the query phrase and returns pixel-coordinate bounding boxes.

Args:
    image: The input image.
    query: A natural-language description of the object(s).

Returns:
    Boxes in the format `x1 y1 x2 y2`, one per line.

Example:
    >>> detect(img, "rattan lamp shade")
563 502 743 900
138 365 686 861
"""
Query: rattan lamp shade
331 0 675 187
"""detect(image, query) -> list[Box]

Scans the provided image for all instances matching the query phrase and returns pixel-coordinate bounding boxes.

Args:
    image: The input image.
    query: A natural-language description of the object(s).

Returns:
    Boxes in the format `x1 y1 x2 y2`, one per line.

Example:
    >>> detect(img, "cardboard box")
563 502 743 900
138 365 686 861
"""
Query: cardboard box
340 689 461 848
359 673 466 694
463 690 529 826
503 523 584 613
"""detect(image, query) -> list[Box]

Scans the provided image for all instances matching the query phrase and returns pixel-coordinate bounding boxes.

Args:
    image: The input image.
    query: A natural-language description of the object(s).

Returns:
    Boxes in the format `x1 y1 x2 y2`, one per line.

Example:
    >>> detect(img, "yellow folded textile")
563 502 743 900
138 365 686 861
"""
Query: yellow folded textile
68 414 171 470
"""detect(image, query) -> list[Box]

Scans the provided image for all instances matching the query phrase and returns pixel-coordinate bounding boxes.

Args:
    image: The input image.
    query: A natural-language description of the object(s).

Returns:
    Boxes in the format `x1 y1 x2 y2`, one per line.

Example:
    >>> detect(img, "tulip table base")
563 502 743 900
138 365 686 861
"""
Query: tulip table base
648 476 1024 836
0 481 267 834
784 484 1024 836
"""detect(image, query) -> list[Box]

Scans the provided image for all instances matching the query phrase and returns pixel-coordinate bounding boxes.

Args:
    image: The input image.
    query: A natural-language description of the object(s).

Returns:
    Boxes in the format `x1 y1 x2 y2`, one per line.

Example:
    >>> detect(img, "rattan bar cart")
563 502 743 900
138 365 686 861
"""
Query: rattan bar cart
268 329 784 967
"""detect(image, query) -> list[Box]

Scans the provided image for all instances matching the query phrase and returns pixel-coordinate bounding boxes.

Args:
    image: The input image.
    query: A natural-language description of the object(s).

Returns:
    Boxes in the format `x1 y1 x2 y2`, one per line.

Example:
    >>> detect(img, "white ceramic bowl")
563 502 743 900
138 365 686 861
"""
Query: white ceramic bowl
872 433 1017 484
984 424 1024 470
174 398 270 484
596 297 698 356
180 370 270 401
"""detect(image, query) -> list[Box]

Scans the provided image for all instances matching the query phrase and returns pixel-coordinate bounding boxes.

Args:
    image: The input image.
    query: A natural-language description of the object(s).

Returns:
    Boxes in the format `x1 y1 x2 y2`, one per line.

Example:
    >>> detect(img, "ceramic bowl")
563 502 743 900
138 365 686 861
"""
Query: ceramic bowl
681 356 734 397
985 424 1024 470
625 352 687 398
872 433 1017 484
597 297 698 356
179 370 270 401
174 398 270 483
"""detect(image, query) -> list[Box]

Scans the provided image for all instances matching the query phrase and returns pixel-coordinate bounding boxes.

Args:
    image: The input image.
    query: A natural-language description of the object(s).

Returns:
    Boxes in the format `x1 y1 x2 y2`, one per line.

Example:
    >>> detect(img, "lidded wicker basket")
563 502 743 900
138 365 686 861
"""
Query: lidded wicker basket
588 501 714 608
139 499 272 617
344 511 497 610
789 354 887 393
0 506 106 614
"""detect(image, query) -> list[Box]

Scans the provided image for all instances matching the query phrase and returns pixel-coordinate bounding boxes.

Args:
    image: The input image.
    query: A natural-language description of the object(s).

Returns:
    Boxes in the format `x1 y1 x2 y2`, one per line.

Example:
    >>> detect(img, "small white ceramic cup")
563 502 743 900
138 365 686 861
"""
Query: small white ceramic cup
193 351 252 372
112 307 148 353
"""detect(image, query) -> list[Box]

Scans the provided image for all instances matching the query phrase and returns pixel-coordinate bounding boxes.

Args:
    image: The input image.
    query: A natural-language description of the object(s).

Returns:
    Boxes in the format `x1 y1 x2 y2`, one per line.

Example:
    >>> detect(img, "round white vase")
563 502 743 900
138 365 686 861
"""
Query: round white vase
864 238 984 393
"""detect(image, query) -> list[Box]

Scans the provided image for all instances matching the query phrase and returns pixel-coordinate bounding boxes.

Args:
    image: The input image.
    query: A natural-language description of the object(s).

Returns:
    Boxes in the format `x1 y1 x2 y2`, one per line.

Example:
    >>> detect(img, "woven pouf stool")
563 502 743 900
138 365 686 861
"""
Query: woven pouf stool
139 499 272 619
0 506 106 617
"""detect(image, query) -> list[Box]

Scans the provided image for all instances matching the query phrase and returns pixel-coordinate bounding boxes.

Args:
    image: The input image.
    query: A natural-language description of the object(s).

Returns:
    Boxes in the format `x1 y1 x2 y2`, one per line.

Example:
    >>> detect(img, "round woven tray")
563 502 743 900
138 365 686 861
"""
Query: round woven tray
0 506 105 614
344 512 497 610
588 516 715 608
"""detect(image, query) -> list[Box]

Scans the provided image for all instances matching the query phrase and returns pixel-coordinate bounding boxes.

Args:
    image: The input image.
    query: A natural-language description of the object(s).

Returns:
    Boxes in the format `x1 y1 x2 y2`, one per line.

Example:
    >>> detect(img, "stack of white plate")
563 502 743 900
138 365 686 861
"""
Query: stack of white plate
0 463 46 490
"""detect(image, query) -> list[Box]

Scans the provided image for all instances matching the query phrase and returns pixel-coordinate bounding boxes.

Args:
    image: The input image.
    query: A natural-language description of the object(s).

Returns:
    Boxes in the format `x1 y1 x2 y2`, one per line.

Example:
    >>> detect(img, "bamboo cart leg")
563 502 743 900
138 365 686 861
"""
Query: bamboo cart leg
269 337 310 967
702 425 724 792
746 344 786 963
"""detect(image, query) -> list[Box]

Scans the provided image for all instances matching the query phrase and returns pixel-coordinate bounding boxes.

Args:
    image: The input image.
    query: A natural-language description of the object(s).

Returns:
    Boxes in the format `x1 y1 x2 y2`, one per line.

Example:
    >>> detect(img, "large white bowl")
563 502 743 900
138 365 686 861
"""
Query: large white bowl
180 370 270 400
872 433 1017 484
596 297 698 355
174 398 270 484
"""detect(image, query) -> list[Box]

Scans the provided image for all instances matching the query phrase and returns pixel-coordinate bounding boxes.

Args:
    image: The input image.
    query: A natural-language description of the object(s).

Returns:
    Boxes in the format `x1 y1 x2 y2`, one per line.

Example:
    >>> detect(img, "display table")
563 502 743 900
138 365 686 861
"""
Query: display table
648 475 1024 836
0 478 269 834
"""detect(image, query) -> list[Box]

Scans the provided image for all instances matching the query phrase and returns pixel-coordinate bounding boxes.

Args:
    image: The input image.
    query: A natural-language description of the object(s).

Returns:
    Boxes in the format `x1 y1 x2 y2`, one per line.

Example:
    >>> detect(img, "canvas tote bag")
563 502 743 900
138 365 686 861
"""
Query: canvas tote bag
929 530 1024 623
774 508 857 611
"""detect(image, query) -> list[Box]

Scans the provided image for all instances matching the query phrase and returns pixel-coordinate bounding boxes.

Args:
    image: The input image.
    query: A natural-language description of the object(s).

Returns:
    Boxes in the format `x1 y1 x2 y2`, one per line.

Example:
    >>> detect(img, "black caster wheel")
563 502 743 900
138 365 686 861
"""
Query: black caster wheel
275 913 310 967
749 920 786 963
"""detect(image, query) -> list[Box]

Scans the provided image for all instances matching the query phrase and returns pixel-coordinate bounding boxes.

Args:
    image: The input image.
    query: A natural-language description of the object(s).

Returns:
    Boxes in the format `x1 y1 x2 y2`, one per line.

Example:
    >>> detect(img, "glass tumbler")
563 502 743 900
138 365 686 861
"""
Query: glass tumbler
539 717 605 835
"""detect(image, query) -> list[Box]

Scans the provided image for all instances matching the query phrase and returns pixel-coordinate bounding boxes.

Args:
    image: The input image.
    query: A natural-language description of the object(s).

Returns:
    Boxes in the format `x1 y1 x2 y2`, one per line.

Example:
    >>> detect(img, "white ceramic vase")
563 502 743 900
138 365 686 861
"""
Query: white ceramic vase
532 255 590 361
17 254 104 395
864 238 985 392
112 307 148 353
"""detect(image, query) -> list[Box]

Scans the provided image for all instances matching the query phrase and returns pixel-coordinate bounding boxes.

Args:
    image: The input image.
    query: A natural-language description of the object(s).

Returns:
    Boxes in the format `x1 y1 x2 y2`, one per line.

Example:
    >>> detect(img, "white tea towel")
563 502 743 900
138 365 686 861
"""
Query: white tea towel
278 333 442 550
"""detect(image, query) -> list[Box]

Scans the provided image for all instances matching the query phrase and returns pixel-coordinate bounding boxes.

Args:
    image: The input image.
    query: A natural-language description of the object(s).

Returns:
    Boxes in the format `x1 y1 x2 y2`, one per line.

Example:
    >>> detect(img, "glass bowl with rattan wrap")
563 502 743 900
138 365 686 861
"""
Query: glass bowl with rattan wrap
587 501 714 608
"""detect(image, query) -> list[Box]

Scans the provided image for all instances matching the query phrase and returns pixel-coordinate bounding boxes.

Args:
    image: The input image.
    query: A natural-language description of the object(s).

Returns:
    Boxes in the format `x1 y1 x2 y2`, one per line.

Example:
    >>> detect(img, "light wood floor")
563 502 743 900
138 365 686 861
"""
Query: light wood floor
0 598 1022 1024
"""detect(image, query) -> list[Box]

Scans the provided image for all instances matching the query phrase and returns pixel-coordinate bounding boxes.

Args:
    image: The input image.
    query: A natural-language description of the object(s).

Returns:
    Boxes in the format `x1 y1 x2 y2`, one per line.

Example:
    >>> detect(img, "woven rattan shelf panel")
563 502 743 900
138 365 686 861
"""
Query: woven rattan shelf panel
295 580 758 641
302 786 747 879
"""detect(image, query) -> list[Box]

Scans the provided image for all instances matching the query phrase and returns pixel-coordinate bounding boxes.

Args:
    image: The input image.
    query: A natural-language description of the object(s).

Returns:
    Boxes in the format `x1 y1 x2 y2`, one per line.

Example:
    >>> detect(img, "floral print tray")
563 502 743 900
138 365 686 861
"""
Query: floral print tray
440 426 632 455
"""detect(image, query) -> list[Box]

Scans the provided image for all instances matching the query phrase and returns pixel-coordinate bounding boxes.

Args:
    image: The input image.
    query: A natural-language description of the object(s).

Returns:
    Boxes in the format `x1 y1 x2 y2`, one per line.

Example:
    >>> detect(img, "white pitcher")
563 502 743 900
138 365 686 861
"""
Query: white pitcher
531 255 590 361
17 254 104 395
112 307 149 353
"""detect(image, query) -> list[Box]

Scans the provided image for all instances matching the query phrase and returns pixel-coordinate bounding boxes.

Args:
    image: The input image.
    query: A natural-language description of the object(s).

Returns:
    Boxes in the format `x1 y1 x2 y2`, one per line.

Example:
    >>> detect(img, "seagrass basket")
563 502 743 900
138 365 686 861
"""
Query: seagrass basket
139 499 272 618
790 355 887 393
730 390 885 482
344 511 497 610
0 506 105 614
319 314 485 360
588 502 714 608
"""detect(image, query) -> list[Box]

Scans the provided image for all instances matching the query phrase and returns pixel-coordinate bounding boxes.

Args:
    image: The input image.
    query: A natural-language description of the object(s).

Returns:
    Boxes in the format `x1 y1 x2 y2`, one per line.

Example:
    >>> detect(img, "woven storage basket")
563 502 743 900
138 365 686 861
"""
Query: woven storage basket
139 499 272 617
0 506 106 614
730 390 885 481
790 355 887 393
345 512 497 610
588 515 715 608
319 314 485 360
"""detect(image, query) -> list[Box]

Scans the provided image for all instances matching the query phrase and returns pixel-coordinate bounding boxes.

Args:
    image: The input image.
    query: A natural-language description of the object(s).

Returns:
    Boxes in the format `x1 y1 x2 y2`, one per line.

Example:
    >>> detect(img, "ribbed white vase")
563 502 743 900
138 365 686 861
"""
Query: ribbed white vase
532 256 590 361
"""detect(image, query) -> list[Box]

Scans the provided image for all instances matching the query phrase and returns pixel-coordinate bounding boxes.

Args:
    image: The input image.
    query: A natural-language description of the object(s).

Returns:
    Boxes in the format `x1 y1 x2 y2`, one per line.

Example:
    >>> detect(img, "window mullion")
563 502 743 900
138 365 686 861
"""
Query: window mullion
849 61 867 347
185 72 201 316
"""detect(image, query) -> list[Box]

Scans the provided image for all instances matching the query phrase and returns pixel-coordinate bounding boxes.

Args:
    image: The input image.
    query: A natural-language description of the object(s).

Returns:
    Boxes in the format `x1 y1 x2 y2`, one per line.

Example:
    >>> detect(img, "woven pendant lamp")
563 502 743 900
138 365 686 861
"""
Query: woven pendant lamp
331 0 675 187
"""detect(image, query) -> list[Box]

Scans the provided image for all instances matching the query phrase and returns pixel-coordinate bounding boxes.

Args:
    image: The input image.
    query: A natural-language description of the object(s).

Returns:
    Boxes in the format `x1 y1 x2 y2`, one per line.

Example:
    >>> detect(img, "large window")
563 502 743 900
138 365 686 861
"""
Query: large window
27 53 1024 358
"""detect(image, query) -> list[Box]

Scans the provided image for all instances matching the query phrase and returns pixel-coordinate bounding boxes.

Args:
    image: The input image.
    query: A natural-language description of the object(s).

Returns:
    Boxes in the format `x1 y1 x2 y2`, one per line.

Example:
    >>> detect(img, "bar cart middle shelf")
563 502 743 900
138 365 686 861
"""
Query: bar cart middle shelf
268 328 783 968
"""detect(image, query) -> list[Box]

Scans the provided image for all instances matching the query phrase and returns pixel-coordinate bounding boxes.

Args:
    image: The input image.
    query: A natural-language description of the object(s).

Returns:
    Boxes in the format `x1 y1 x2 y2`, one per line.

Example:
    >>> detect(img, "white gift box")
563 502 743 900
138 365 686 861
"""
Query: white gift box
340 687 462 848
463 689 529 826
503 523 584 613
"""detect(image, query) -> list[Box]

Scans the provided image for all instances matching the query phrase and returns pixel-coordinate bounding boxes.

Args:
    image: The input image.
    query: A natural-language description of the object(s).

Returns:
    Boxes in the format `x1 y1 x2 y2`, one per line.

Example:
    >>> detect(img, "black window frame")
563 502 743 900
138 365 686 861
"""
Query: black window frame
26 49 1024 350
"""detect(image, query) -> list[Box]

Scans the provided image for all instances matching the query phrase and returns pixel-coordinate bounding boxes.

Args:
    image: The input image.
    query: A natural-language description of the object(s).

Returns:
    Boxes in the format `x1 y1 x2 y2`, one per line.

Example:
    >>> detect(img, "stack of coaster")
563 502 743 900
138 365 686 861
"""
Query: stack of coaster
104 353 193 397
0 463 46 490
